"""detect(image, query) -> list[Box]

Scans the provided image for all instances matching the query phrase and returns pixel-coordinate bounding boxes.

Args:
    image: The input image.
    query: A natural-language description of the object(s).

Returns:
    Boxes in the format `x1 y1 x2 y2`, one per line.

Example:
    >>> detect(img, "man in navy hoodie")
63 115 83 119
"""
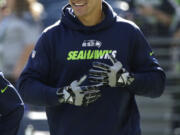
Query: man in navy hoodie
17 0 166 135
0 72 24 135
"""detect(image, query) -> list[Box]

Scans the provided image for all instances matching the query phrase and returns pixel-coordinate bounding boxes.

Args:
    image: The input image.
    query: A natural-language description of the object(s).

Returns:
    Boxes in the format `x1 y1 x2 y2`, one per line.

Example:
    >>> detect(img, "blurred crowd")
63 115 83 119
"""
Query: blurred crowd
0 0 180 134
0 0 43 84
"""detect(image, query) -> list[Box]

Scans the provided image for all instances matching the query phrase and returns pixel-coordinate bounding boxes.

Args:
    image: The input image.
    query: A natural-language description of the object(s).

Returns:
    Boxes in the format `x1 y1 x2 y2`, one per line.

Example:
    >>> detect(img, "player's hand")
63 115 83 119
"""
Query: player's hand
89 54 134 87
56 75 102 106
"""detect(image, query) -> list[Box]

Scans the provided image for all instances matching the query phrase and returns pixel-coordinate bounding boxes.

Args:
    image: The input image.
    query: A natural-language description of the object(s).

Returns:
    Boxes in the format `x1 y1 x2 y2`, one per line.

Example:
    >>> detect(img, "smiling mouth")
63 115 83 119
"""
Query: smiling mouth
72 2 87 7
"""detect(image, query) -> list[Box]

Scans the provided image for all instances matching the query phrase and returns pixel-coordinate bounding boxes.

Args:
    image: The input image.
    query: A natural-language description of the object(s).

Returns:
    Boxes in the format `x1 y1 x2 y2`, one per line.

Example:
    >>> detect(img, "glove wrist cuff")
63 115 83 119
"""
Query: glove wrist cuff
56 88 65 103
56 87 74 104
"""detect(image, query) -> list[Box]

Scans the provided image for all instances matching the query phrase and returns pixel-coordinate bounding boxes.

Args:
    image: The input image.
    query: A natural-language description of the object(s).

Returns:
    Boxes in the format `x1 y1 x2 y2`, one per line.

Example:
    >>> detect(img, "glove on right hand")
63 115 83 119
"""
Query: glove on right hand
57 75 102 106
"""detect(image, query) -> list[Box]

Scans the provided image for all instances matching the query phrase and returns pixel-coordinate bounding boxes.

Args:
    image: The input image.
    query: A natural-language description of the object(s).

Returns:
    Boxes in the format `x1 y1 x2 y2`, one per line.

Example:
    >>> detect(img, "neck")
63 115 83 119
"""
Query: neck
78 8 104 26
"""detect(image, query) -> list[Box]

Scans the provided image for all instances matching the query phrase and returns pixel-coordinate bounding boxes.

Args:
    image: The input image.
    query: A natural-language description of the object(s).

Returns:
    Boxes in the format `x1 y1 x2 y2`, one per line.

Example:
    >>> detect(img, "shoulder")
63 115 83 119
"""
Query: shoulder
39 19 65 44
43 19 62 34
0 72 4 77
114 16 146 40
115 16 140 32
34 20 62 49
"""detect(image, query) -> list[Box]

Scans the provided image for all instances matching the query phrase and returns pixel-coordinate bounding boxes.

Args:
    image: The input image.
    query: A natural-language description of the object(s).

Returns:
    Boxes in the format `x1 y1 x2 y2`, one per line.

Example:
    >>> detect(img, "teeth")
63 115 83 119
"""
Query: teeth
74 3 85 6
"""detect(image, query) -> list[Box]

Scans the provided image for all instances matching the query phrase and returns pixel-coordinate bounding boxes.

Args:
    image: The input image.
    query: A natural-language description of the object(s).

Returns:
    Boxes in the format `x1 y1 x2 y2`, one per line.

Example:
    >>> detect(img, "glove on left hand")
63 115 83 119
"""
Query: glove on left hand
89 54 134 87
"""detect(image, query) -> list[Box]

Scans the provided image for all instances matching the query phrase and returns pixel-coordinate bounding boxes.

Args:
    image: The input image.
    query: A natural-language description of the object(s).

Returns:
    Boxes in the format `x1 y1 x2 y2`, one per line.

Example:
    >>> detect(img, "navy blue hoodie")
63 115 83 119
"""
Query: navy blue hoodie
17 1 166 135
0 72 24 135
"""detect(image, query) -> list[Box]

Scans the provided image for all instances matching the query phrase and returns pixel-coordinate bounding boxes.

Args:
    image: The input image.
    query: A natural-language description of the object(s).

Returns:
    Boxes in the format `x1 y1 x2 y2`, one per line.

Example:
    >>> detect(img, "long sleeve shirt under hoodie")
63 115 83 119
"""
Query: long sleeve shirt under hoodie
17 1 166 135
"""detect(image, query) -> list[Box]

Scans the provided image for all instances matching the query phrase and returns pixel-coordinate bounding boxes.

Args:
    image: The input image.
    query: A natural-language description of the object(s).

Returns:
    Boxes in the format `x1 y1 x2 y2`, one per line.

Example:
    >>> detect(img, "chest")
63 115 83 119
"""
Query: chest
53 28 133 69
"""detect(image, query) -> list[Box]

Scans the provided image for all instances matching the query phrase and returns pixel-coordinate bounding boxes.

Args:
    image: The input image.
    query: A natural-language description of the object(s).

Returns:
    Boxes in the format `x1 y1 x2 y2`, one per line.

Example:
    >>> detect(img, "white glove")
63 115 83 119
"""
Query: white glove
89 54 134 87
57 75 102 106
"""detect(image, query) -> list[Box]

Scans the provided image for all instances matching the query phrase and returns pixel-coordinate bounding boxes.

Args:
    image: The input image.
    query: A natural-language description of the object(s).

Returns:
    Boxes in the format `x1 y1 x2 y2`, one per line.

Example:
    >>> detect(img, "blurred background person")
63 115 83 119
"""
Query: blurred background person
0 0 8 71
0 0 44 134
135 0 175 37
0 0 43 84
0 0 8 21
105 0 136 21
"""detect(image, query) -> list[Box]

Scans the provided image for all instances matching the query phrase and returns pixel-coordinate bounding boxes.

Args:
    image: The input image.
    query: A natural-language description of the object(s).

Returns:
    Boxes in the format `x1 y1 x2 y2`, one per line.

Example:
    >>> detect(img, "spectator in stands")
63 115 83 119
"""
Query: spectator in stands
172 0 180 40
0 0 8 21
0 0 8 71
174 25 180 39
0 0 43 83
106 0 136 21
136 0 175 37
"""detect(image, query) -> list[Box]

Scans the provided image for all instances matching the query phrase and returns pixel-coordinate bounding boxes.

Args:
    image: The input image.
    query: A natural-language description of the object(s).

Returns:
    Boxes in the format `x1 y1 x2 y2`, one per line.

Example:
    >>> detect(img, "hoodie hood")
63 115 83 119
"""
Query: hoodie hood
61 1 117 33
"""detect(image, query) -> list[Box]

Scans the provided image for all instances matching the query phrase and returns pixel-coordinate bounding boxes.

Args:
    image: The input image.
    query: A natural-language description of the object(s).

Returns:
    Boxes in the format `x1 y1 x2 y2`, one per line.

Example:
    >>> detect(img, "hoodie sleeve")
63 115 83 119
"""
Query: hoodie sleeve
127 26 166 98
0 72 24 115
17 33 60 106
0 72 24 133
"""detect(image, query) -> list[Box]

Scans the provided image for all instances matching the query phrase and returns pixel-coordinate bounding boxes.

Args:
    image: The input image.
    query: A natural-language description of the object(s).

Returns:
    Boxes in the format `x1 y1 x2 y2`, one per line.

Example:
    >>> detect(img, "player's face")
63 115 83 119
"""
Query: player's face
69 0 102 18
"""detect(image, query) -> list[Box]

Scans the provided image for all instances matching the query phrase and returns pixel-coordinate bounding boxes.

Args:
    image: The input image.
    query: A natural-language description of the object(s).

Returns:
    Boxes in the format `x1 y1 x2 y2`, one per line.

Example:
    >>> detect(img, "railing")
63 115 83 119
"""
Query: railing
137 37 180 135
